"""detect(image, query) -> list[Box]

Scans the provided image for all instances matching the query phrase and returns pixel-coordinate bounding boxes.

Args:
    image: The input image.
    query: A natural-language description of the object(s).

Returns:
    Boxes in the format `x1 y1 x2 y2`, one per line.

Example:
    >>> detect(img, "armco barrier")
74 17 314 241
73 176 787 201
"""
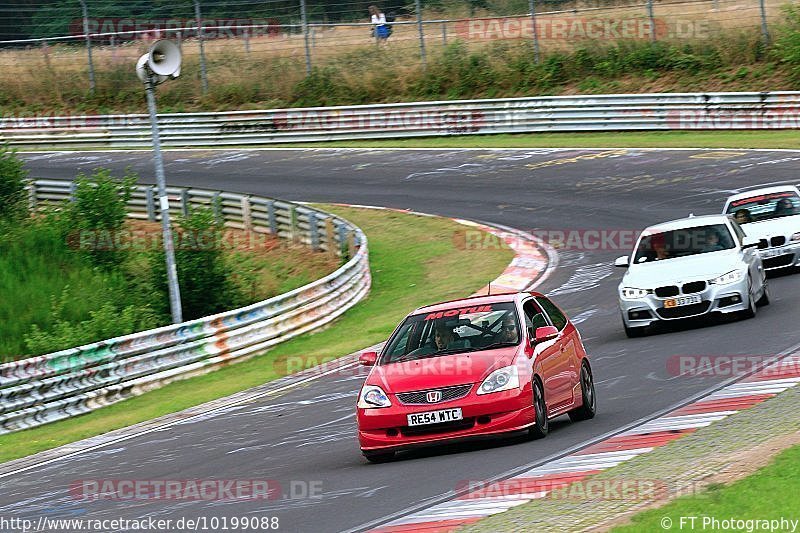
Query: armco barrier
0 180 370 434
2 91 800 149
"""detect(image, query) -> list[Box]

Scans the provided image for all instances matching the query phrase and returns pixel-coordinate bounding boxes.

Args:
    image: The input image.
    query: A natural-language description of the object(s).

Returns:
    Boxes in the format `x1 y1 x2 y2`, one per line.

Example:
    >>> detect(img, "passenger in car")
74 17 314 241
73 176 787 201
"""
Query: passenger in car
734 208 752 224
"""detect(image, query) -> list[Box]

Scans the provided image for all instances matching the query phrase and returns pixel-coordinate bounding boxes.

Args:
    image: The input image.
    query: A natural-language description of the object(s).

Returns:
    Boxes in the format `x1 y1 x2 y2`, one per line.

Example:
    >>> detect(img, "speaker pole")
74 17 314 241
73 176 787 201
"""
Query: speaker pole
144 75 183 324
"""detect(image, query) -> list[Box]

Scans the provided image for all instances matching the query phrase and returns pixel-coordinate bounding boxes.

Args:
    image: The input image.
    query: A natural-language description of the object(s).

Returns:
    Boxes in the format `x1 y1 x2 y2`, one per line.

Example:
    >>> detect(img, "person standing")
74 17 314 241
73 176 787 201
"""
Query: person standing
369 5 390 41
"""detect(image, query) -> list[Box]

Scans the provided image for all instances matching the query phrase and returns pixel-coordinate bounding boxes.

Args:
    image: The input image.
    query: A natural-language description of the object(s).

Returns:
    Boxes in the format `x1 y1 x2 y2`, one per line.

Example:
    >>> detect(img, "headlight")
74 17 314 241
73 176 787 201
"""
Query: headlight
477 365 520 395
709 269 745 285
791 232 800 242
357 385 392 408
620 287 651 300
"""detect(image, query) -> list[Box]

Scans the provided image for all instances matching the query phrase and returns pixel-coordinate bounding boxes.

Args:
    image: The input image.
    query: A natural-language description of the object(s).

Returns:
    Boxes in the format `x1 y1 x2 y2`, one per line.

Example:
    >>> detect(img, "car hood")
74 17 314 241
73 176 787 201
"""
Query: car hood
741 215 800 238
622 249 744 287
368 347 519 393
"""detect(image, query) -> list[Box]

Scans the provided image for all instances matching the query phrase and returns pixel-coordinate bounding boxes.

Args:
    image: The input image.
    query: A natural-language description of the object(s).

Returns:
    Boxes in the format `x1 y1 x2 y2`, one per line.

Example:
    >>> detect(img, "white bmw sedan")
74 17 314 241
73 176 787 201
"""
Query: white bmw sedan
615 215 769 338
723 185 800 272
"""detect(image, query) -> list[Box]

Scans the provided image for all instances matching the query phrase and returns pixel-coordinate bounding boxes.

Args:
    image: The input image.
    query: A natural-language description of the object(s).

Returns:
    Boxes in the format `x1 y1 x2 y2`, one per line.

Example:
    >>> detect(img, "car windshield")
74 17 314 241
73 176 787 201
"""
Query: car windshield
633 223 735 264
381 302 521 364
726 191 800 223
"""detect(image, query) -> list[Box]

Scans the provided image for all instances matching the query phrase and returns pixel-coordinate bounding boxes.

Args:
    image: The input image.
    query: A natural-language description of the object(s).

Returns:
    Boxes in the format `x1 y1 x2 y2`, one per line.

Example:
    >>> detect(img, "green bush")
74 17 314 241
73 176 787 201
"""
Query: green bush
68 167 137 269
24 287 159 355
149 205 243 321
773 4 800 79
0 144 28 223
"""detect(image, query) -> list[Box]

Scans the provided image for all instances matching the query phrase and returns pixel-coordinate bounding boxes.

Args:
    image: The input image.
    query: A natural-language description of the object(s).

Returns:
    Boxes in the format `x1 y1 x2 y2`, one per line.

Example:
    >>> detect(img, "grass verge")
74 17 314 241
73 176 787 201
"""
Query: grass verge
0 206 513 464
267 130 800 150
613 443 800 532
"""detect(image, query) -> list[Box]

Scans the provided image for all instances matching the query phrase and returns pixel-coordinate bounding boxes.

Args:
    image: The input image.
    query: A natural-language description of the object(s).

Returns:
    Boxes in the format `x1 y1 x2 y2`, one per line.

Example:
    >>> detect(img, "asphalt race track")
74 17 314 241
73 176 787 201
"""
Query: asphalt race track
7 148 800 532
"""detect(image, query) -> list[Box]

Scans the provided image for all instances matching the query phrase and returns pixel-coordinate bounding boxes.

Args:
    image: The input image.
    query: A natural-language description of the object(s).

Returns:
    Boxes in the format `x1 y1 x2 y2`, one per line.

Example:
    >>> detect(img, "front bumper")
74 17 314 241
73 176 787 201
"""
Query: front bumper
357 385 534 452
619 276 751 328
757 242 800 271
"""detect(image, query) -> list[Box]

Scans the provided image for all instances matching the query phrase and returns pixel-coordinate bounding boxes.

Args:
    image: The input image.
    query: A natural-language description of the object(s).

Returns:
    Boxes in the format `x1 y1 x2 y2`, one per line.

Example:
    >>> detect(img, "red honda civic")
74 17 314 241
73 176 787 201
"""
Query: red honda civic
356 292 596 462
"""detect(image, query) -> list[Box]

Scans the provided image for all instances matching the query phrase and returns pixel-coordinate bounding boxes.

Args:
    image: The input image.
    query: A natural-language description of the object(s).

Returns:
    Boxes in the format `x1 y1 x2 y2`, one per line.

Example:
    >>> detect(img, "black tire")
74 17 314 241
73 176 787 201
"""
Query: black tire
624 324 650 338
756 279 770 307
528 379 549 439
363 451 395 463
568 362 596 422
739 278 757 319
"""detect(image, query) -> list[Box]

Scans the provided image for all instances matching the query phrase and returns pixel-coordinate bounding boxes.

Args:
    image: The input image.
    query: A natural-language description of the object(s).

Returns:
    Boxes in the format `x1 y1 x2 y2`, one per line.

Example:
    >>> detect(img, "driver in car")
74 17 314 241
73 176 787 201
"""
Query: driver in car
496 315 518 344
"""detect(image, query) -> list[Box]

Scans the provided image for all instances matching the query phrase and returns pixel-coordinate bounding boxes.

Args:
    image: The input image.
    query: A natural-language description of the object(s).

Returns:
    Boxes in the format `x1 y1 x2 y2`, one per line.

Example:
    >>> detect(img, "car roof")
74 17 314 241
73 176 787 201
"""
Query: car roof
642 214 732 233
413 291 543 314
726 185 800 204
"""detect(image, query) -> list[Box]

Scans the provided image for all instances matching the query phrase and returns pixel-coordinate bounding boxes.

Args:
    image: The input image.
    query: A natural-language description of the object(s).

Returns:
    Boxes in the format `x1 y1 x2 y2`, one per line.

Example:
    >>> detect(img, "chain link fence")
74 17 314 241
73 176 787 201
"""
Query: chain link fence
0 0 787 100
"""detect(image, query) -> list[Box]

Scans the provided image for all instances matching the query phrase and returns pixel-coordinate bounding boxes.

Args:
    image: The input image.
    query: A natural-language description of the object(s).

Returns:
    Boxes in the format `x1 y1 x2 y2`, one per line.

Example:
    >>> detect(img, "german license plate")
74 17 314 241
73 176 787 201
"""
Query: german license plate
664 294 702 308
762 249 784 258
407 408 463 426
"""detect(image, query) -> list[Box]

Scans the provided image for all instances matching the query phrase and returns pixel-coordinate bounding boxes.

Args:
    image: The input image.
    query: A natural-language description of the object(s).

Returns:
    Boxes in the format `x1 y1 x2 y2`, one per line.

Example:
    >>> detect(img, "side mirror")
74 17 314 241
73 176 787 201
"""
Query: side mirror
614 255 630 268
534 326 559 343
359 351 378 366
742 237 760 249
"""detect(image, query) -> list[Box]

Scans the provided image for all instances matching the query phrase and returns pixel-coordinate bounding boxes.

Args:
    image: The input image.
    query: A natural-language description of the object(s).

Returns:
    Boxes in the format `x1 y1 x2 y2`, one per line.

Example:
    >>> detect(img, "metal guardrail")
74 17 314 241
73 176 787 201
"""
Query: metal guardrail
2 91 799 148
0 180 370 434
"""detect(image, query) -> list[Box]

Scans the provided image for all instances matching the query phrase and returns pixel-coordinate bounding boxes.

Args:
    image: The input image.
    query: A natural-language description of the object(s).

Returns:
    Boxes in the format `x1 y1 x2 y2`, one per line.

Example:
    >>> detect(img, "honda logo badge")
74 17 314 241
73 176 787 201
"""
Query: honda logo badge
427 391 442 403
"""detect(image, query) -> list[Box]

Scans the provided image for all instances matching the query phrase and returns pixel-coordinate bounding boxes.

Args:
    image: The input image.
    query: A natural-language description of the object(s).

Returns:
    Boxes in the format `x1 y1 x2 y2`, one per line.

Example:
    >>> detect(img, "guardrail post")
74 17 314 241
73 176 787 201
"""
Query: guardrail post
180 189 189 217
243 28 251 54
146 186 156 221
267 200 277 234
347 230 356 259
324 217 337 258
69 181 78 202
290 205 299 243
28 181 37 212
337 221 348 259
308 212 319 251
241 196 253 232
212 191 222 223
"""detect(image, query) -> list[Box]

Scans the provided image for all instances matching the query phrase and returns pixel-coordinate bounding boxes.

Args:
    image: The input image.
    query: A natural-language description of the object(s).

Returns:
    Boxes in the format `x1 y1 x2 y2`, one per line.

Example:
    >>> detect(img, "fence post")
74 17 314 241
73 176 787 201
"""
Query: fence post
243 28 250 54
78 0 96 94
193 0 209 94
300 0 312 74
759 0 770 44
415 0 426 67
528 0 540 63
176 31 183 50
646 0 657 42
146 186 156 221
